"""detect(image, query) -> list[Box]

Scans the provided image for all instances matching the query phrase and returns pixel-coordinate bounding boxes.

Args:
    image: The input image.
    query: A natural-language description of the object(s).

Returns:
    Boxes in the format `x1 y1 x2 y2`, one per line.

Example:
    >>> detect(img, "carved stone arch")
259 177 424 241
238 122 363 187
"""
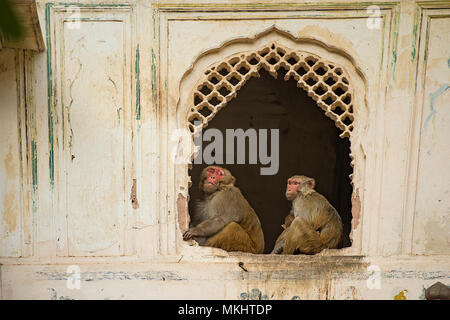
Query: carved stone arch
177 27 368 138
176 27 368 253
188 42 355 138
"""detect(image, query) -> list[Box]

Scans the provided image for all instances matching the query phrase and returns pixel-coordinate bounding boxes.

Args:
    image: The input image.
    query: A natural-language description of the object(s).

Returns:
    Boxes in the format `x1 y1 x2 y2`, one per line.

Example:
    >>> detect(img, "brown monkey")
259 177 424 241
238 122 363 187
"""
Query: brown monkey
271 213 294 254
183 166 264 254
271 175 343 255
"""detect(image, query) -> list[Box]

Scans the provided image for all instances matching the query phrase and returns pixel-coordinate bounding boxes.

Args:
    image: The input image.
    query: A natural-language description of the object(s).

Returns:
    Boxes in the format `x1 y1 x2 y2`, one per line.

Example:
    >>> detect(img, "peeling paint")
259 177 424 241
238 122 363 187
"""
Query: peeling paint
411 7 419 63
31 140 37 200
154 2 385 10
391 32 398 79
25 50 38 212
116 107 122 123
344 286 359 300
177 193 189 233
389 4 400 82
135 44 141 120
45 3 54 188
47 288 74 300
152 8 157 40
240 288 268 300
424 84 449 129
130 179 139 210
66 61 82 150
151 48 157 107
350 189 361 241
57 3 132 8
37 271 186 281
393 289 408 300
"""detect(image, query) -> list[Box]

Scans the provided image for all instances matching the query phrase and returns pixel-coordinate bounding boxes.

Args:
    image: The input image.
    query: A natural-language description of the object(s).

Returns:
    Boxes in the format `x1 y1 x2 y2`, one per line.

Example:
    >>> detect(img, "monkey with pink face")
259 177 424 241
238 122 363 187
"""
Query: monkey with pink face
183 166 264 254
271 175 343 255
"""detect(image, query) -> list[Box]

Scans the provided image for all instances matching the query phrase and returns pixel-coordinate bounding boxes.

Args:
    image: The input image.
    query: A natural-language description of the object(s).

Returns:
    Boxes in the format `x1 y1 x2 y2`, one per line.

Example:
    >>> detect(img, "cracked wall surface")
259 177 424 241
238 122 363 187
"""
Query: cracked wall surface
0 0 449 300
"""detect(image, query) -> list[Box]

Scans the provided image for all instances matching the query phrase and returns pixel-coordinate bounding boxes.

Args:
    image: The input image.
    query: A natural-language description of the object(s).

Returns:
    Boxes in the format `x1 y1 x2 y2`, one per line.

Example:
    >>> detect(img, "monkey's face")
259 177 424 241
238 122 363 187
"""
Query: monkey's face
202 166 226 193
285 175 316 200
286 177 301 200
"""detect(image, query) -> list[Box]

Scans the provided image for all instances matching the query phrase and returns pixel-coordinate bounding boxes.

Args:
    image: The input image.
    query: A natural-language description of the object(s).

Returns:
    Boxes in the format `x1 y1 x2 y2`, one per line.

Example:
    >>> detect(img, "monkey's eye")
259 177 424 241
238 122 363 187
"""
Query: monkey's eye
207 168 215 174
217 170 224 176
293 181 299 185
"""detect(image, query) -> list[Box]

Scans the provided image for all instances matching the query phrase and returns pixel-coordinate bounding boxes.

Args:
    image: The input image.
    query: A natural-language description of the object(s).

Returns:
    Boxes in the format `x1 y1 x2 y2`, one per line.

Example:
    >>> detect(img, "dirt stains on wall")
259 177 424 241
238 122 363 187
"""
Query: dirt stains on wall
130 179 139 210
2 190 18 233
177 192 189 234
2 144 19 233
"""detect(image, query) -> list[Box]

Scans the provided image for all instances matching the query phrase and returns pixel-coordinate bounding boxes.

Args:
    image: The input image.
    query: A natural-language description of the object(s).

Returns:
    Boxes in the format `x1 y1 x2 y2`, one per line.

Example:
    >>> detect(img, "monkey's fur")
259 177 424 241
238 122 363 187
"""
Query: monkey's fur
183 166 264 254
271 175 343 255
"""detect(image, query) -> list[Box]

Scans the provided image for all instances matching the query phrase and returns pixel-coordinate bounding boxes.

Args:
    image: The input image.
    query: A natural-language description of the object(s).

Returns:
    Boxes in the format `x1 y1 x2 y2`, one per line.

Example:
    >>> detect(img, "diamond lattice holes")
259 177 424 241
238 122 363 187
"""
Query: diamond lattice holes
246 53 260 66
207 72 222 85
188 43 355 138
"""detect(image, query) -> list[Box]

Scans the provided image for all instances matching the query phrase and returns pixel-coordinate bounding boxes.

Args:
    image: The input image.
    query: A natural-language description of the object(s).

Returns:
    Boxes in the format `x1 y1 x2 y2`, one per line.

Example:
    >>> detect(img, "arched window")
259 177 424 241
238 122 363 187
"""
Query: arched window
175 29 368 256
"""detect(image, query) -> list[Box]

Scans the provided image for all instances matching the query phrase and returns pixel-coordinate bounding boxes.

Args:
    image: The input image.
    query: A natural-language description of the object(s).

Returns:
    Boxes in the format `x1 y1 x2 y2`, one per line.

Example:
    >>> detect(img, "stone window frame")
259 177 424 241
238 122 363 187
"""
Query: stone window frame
175 28 368 258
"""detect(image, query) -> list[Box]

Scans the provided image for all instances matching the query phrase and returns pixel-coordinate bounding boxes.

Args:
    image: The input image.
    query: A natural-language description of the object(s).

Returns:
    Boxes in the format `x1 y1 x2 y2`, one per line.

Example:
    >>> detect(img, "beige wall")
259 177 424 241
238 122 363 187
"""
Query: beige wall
0 0 449 299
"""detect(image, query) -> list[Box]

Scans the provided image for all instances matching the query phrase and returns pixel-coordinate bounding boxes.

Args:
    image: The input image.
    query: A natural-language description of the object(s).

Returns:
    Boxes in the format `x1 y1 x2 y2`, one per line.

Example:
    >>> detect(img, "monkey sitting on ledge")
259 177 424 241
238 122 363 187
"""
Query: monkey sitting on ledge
271 175 343 255
183 166 264 254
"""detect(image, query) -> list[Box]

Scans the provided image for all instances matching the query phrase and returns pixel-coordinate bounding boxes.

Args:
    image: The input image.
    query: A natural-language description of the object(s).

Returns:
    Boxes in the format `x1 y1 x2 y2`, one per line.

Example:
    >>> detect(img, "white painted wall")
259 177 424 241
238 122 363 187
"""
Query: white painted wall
0 0 448 300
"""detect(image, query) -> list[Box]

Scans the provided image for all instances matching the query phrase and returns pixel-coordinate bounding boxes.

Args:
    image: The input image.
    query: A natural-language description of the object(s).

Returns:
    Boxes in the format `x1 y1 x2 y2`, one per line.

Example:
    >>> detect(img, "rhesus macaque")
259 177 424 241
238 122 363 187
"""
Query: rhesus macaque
183 166 265 254
271 213 294 254
271 175 343 255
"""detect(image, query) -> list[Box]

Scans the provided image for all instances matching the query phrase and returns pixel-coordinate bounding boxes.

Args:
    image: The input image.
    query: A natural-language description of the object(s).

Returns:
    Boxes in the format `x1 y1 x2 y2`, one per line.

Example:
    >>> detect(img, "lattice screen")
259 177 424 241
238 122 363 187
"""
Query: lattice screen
188 43 354 139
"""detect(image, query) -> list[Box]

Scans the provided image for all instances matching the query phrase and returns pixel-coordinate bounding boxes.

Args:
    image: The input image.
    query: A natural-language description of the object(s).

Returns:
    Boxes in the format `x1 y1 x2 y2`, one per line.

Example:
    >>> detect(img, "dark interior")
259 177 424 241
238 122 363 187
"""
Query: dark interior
188 70 353 253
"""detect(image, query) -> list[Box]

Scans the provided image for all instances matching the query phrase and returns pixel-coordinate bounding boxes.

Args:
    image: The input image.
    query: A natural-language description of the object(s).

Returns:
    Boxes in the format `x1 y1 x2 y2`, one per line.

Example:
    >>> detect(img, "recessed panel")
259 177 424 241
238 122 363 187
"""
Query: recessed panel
0 50 22 257
413 17 450 255
60 19 129 256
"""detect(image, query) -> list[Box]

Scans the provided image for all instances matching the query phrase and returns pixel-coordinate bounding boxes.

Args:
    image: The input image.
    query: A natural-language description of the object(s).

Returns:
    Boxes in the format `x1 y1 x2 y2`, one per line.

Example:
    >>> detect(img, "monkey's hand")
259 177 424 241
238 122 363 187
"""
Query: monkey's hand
271 246 283 254
183 228 198 241
271 238 285 254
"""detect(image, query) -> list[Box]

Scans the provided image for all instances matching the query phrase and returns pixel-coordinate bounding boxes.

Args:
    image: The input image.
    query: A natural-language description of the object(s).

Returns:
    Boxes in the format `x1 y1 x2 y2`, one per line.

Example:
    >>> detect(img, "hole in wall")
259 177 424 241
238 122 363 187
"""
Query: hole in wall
188 70 353 253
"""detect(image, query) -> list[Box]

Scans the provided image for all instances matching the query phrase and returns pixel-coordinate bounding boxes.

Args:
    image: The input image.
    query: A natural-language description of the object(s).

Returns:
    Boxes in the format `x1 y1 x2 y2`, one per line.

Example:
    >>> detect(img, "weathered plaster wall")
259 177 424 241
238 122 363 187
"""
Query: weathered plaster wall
0 0 449 299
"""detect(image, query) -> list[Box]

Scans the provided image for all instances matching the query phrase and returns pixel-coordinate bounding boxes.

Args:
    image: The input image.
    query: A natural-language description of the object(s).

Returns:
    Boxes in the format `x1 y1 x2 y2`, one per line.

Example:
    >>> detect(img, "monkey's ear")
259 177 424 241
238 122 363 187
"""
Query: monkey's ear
230 175 236 185
306 178 315 189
